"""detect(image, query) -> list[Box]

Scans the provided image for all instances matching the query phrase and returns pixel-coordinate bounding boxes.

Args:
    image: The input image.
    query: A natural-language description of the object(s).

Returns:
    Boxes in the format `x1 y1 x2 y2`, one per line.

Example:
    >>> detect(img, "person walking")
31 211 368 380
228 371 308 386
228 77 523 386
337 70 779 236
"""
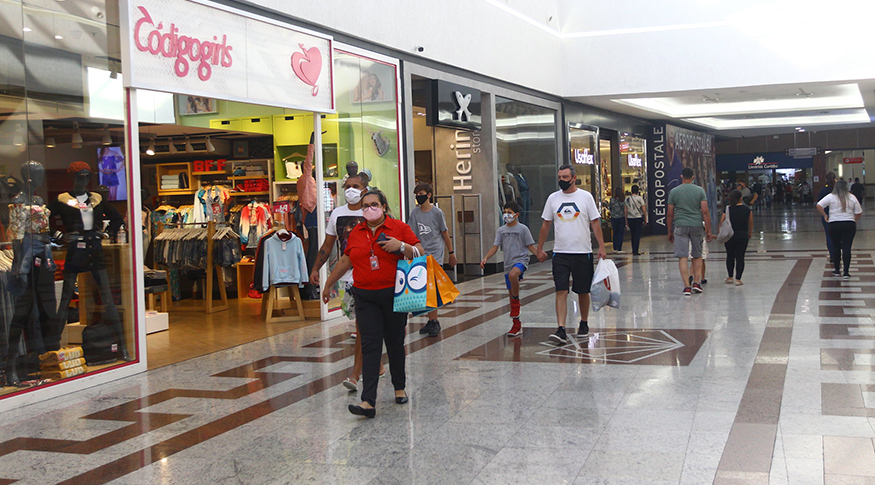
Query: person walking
667 167 712 296
817 172 836 263
625 185 647 255
817 180 863 280
851 177 865 205
322 190 424 418
721 190 753 286
408 183 456 337
536 164 606 344
609 187 627 254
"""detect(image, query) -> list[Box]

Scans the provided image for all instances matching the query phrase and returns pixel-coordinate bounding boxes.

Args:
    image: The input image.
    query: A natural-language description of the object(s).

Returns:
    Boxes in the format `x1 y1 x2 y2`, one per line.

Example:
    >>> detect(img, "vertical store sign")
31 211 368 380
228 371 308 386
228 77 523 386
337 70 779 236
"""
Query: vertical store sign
120 0 334 112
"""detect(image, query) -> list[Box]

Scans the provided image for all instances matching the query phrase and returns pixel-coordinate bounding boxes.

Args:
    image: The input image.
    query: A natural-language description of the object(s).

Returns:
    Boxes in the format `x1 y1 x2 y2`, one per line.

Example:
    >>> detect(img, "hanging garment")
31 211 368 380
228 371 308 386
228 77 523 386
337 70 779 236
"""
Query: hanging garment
259 231 308 291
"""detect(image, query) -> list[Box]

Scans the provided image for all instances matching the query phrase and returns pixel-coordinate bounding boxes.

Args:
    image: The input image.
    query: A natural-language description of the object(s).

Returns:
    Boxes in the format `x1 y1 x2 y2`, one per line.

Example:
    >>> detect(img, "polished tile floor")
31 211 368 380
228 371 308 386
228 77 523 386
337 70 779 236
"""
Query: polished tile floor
0 203 873 485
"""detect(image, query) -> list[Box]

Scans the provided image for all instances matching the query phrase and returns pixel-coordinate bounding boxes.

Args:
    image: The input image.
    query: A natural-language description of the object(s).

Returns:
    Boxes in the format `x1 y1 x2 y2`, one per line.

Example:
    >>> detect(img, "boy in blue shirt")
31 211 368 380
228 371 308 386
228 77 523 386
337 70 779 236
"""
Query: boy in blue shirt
480 202 538 337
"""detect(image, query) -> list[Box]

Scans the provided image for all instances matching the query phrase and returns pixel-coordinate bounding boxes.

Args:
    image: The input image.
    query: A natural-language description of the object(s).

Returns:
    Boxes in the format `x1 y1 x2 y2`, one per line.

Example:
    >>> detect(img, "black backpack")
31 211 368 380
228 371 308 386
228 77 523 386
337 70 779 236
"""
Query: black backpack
81 323 120 365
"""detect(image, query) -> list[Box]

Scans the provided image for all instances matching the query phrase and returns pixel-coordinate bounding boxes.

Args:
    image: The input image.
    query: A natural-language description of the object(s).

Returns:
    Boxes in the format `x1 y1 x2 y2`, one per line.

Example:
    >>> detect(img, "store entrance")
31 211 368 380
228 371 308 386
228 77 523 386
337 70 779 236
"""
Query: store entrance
138 96 341 369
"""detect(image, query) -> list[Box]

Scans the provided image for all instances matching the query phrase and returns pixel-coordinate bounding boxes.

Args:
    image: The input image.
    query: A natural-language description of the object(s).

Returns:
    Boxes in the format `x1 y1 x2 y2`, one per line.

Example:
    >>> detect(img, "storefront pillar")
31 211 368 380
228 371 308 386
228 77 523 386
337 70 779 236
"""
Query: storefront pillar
124 88 149 368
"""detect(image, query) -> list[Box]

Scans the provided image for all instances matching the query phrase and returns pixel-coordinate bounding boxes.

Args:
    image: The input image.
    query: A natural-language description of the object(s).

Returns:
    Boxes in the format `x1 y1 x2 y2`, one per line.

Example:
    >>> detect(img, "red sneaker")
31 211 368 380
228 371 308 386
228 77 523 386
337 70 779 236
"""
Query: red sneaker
508 319 522 337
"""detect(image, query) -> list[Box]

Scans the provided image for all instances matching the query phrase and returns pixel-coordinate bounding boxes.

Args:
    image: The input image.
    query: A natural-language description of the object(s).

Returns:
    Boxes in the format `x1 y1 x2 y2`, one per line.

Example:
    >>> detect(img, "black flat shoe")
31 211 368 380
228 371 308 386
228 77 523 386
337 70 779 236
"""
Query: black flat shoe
348 404 376 418
395 392 409 404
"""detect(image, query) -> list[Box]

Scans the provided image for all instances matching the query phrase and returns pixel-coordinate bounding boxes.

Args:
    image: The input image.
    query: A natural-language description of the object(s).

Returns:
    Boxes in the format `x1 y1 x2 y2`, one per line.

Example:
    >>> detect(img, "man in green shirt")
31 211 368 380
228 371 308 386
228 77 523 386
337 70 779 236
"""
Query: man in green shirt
667 167 712 296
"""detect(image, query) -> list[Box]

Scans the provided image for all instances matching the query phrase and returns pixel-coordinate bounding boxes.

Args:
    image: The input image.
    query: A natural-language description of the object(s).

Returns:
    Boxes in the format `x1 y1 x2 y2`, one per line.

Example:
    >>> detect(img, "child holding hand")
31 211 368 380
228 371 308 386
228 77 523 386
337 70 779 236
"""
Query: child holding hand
481 202 538 337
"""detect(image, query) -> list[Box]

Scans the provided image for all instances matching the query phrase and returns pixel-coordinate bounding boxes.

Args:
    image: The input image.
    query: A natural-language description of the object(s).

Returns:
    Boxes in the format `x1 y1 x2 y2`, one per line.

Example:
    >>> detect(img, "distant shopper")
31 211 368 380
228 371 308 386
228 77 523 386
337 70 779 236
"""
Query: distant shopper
609 187 627 254
481 201 538 337
737 181 757 208
721 190 753 286
667 167 712 296
408 183 456 337
322 190 424 418
817 172 836 262
851 177 865 204
799 181 812 204
625 185 647 256
536 164 606 345
817 180 863 280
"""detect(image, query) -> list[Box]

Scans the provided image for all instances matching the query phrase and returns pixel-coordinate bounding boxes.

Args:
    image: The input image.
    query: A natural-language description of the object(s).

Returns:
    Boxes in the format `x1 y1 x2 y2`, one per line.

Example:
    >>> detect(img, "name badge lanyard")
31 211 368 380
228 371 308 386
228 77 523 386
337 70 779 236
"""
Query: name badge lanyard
366 228 381 271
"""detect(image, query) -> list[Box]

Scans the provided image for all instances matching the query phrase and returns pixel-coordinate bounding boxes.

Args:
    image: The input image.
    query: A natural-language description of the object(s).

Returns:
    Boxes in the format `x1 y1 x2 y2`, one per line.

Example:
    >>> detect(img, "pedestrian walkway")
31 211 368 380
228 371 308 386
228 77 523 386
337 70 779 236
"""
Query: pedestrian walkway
0 206 872 484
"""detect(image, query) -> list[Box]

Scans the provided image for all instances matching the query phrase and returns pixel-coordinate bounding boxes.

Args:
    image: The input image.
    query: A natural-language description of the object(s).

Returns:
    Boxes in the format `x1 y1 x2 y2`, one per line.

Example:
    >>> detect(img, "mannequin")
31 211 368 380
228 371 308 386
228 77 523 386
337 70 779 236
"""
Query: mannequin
49 162 128 361
5 161 58 386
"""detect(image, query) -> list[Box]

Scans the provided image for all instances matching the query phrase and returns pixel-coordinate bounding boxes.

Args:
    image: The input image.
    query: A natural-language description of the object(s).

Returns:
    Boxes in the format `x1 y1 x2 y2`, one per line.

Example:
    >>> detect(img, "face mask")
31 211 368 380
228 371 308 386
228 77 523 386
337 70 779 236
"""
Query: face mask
558 179 573 191
503 213 516 224
345 187 363 204
415 194 429 205
362 206 384 222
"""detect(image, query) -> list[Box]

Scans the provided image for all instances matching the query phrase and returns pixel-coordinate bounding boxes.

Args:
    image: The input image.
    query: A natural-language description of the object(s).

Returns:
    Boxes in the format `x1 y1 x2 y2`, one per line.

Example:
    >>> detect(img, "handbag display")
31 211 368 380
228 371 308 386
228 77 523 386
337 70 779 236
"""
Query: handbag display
393 249 459 315
716 206 734 244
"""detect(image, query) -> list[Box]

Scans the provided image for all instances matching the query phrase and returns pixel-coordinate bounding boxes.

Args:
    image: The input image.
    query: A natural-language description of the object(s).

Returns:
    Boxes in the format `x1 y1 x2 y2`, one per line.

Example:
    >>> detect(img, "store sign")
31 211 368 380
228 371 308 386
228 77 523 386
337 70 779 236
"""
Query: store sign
787 147 819 158
450 130 482 191
121 0 334 112
628 153 642 167
428 80 481 130
573 148 595 165
844 157 864 164
748 156 777 169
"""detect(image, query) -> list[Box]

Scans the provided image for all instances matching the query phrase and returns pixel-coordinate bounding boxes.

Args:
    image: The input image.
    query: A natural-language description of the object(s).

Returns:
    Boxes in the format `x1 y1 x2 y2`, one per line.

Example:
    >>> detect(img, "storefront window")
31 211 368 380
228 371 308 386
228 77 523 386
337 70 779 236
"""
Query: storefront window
619 134 647 203
568 123 598 197
495 97 557 235
1 0 135 397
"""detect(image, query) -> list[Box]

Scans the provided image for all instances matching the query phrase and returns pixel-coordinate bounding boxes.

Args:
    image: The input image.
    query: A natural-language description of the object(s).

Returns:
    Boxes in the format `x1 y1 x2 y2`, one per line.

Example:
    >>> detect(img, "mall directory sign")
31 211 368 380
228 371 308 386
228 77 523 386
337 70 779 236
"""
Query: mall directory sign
120 0 335 113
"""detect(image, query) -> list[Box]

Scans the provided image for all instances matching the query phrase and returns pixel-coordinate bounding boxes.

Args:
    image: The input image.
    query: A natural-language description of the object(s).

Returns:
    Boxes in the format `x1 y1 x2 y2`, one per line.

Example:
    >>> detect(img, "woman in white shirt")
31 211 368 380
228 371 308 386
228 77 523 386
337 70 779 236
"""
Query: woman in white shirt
817 180 863 279
624 185 648 256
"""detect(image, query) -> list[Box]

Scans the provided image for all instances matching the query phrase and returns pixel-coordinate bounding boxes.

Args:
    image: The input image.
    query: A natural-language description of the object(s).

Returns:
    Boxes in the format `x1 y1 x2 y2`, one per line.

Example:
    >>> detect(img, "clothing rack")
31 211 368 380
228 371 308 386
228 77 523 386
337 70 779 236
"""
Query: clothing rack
156 220 229 314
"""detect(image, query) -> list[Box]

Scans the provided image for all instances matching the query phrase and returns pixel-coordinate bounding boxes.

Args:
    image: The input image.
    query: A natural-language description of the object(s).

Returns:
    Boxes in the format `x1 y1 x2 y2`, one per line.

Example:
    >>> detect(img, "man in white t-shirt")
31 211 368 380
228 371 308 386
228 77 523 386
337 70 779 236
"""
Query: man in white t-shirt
309 173 381 391
536 164 606 345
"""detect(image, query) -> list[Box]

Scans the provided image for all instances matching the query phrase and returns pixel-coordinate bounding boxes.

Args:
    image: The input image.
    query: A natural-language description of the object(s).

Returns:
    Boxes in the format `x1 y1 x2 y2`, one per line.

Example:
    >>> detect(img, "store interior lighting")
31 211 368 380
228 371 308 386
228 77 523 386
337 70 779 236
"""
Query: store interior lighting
71 123 83 148
168 138 178 154
205 136 215 153
45 137 56 148
101 125 112 145
145 137 156 156
184 136 193 153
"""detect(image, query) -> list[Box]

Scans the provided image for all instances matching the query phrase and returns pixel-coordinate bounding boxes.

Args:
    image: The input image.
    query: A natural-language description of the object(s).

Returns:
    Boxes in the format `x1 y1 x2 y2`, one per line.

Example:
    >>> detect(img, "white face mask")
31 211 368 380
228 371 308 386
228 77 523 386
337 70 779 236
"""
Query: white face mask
345 187 363 204
503 213 516 224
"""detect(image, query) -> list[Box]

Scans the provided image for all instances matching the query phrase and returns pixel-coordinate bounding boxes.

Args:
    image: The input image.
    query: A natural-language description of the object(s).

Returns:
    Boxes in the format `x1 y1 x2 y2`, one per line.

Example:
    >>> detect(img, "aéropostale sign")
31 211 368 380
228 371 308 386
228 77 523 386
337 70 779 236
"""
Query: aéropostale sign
120 0 334 112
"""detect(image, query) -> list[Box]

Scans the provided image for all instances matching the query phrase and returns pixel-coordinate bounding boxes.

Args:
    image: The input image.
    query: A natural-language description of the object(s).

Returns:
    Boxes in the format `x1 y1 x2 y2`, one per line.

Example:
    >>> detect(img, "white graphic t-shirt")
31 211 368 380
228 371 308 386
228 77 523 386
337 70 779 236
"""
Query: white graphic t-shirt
541 188 601 254
327 205 364 282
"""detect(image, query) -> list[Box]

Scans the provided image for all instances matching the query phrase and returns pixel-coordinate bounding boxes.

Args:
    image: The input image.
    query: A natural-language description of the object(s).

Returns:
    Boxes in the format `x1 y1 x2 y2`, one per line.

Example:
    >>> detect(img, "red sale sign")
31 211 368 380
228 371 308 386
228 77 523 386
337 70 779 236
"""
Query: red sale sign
843 157 864 164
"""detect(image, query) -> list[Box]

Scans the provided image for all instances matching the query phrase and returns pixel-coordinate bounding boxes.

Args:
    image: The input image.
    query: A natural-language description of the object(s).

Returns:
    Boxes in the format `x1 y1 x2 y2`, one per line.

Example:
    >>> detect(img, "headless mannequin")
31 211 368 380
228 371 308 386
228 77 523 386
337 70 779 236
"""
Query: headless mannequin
5 161 58 386
52 169 130 362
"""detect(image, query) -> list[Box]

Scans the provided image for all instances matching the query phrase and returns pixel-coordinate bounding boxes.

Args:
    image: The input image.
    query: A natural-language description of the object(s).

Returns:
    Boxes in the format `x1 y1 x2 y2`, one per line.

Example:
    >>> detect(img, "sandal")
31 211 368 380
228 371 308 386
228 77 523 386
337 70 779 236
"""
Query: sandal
342 377 358 391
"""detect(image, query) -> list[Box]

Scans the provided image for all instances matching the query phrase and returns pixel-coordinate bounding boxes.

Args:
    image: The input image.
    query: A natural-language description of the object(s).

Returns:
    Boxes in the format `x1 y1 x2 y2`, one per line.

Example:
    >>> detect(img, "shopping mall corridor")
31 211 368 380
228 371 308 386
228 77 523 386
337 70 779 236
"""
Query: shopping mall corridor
0 203 873 485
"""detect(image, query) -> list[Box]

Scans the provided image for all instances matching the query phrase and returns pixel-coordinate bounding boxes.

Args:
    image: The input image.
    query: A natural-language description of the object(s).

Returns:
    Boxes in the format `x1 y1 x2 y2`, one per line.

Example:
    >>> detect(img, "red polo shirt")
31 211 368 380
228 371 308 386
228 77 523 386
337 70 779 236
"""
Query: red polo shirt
345 216 420 290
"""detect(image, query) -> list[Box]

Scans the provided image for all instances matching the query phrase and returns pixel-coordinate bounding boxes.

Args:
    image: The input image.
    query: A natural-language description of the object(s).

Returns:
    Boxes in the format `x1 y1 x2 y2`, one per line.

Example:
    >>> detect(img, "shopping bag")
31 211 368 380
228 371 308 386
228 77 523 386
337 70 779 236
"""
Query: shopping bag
393 253 430 314
716 206 734 244
425 255 460 310
591 258 621 312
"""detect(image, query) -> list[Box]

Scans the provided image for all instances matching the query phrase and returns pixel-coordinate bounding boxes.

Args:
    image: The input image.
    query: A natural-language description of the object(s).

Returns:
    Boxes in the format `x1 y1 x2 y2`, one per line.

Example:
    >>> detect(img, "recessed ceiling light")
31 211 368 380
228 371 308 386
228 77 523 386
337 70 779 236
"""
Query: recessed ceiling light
54 35 63 40
22 27 31 32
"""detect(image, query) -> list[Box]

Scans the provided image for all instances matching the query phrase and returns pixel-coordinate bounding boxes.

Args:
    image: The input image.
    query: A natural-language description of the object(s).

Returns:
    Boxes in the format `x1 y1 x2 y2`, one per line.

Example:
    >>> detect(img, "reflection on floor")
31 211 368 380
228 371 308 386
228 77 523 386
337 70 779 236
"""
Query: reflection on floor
0 204 873 484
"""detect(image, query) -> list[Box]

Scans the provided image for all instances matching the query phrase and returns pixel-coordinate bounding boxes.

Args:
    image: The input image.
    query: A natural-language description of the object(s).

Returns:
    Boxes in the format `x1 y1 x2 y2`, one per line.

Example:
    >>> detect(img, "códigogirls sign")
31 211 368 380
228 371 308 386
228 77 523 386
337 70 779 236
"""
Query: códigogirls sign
120 0 334 112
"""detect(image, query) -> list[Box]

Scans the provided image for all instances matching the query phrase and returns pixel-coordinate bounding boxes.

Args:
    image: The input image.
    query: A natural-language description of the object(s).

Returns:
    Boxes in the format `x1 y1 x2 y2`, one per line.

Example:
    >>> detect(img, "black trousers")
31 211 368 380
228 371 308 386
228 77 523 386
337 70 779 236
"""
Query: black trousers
7 263 58 369
611 218 625 251
353 286 407 407
829 221 857 275
724 237 749 280
627 217 644 254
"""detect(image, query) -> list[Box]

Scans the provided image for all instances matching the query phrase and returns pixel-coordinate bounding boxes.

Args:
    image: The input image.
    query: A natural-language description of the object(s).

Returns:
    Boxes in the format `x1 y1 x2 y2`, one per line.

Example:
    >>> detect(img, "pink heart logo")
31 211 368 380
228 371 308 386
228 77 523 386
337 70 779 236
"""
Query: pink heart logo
291 44 322 97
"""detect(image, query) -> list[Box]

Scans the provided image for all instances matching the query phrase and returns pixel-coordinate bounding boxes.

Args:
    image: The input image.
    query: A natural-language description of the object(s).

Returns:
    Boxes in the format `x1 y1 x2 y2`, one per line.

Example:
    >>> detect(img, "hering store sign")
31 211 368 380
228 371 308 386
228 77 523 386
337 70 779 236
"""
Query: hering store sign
120 0 335 113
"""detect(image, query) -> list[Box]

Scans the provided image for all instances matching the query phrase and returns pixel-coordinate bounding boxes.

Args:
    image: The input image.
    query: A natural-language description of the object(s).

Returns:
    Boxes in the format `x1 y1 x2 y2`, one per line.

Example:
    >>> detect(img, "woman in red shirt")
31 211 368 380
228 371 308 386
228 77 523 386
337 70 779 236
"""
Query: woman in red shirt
323 190 423 418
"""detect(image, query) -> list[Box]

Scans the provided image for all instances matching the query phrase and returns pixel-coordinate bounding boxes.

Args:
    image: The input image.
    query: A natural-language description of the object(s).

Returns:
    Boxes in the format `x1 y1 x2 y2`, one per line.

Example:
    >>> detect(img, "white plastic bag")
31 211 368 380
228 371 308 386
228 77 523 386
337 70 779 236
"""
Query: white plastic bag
591 258 621 312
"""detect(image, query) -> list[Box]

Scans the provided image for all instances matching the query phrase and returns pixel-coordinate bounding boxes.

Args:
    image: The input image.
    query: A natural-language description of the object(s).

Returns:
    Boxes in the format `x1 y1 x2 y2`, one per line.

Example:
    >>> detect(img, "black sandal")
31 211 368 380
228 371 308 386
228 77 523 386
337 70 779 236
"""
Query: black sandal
395 392 409 404
348 404 376 418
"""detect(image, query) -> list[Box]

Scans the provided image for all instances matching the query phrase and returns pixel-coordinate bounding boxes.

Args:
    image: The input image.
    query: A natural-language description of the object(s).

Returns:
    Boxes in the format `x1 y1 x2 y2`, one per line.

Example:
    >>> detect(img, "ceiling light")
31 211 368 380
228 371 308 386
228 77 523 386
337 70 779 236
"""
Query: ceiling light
184 136 193 153
145 137 156 156
71 124 83 148
681 109 870 130
22 27 31 32
168 138 178 154
101 125 112 145
54 35 63 40
205 136 215 152
46 137 56 148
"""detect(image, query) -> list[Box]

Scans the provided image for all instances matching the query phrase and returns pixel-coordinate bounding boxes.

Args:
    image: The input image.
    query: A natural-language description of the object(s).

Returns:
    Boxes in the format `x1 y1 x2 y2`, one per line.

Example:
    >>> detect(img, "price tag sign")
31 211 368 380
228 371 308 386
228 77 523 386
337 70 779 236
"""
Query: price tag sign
273 201 291 214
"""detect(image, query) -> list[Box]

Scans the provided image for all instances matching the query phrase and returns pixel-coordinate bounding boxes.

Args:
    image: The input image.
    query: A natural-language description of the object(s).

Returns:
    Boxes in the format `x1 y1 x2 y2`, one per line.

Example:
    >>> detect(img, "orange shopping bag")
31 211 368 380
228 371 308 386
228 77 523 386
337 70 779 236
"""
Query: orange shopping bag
425 255 460 310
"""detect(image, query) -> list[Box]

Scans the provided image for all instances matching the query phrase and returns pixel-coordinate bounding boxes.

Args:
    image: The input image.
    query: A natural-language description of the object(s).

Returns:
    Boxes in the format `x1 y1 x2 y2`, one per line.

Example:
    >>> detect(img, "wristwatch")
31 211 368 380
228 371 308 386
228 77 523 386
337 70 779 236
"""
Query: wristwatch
400 241 406 253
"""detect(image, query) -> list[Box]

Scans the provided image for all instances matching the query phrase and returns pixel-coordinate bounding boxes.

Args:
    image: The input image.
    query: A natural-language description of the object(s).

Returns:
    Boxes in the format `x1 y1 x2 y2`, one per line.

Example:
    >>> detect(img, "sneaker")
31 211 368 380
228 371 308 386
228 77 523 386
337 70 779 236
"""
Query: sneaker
419 320 435 335
576 321 589 337
832 271 841 277
692 283 703 294
735 279 743 286
725 277 734 284
426 320 441 337
549 327 568 345
683 287 692 296
701 279 708 285
508 319 522 337
843 274 850 280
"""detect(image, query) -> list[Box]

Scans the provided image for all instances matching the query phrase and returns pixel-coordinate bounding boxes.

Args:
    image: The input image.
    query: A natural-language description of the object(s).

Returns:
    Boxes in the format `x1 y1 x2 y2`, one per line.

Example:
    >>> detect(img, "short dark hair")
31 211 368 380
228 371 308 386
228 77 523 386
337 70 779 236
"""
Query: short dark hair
729 190 742 205
682 167 695 180
346 173 368 187
855 177 860 182
631 185 640 194
558 164 576 177
825 172 836 183
503 201 522 214
413 183 433 194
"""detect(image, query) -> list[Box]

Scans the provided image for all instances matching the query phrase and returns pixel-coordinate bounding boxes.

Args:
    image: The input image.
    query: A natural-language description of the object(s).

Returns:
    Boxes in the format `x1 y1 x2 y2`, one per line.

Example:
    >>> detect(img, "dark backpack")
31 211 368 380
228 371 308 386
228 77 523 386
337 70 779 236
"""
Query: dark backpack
81 323 120 365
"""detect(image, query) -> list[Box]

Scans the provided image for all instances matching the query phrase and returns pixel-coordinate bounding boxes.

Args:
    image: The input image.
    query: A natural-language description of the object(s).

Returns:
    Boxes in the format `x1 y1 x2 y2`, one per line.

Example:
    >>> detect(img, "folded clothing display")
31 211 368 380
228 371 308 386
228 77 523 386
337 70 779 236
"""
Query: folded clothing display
39 348 88 380
42 366 88 380
39 347 84 364
144 268 168 287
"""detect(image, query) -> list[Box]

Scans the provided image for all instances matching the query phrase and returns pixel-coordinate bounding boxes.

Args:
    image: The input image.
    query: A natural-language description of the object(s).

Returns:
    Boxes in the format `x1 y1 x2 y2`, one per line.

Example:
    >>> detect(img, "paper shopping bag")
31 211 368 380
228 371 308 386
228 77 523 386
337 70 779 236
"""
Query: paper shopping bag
393 254 430 314
426 255 459 309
